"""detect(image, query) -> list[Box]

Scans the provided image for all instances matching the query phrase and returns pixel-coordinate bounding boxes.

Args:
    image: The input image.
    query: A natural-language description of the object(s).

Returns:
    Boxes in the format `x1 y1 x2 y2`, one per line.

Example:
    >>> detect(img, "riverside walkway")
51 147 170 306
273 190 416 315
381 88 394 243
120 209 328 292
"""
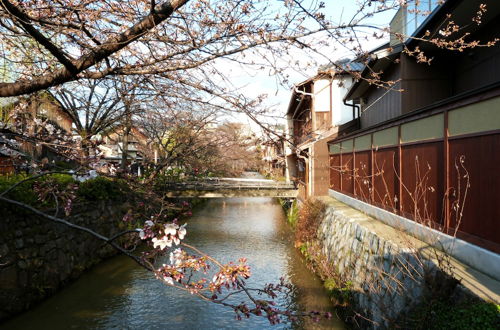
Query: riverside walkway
162 177 298 198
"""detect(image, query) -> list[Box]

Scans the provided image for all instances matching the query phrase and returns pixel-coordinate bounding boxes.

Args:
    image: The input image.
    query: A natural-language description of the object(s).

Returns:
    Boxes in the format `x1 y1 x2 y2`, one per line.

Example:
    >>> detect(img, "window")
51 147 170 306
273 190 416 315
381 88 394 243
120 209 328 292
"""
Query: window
405 0 440 37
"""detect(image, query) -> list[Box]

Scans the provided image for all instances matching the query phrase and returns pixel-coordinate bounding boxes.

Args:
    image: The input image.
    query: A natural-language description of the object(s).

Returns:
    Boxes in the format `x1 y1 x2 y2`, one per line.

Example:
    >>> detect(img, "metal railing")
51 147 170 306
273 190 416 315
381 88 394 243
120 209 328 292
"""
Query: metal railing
163 178 295 191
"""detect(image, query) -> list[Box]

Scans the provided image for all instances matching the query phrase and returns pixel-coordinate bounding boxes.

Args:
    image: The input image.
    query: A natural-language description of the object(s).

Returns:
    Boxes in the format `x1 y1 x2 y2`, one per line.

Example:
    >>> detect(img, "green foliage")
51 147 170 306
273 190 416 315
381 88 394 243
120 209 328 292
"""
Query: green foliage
298 242 309 257
53 160 77 170
323 278 337 291
42 173 75 186
278 197 297 227
0 174 39 206
408 300 499 330
1 173 132 204
323 278 353 305
77 177 130 201
0 174 76 213
297 240 353 307
286 199 299 228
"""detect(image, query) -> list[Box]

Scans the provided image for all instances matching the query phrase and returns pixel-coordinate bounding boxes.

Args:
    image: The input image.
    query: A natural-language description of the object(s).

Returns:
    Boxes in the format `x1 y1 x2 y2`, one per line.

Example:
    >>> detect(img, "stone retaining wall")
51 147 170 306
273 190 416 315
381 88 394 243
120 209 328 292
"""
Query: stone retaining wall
316 197 471 328
0 201 133 321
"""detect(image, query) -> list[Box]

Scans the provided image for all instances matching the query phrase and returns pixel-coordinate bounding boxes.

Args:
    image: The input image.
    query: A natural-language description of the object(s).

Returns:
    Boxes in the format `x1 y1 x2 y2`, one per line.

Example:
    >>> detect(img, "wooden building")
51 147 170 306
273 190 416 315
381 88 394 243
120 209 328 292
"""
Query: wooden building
327 0 500 253
0 92 74 173
99 126 151 165
262 133 286 178
285 61 361 199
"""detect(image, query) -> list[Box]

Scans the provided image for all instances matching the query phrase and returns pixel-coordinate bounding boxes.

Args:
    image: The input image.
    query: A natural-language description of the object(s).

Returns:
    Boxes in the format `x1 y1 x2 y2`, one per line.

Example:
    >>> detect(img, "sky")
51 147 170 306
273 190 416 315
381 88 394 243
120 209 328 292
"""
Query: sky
215 0 399 131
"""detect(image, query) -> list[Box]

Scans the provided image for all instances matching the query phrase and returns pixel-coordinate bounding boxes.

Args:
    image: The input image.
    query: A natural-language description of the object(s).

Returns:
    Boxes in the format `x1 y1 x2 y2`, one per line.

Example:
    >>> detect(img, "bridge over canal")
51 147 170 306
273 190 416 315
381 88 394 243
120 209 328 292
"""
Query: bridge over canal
162 178 297 198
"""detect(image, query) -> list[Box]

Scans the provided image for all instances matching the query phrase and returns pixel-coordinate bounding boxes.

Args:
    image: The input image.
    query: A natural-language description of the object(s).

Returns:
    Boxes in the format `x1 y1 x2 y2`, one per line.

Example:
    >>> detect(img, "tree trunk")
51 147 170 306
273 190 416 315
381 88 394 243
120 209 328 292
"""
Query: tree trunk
121 121 132 171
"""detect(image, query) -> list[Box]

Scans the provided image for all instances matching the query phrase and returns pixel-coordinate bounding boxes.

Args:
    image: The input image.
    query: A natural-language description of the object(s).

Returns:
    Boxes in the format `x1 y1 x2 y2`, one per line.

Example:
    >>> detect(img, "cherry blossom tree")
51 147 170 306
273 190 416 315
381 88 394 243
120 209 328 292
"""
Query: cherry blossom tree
1 0 499 325
0 0 400 97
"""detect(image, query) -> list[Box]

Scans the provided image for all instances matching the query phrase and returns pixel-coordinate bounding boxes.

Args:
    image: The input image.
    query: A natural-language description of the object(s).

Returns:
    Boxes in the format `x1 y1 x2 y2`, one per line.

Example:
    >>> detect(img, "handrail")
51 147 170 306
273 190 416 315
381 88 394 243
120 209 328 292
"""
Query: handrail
162 180 296 191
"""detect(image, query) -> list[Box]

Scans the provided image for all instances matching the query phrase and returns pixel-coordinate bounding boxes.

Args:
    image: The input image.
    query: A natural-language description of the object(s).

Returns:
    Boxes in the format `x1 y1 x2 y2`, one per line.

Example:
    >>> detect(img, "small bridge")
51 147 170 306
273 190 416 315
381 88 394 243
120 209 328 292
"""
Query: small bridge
162 178 297 198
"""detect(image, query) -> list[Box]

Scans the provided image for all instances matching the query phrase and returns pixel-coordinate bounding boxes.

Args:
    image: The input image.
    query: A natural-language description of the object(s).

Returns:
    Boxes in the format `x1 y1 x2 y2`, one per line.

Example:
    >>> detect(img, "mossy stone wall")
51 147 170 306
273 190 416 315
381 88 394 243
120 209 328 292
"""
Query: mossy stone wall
0 201 133 320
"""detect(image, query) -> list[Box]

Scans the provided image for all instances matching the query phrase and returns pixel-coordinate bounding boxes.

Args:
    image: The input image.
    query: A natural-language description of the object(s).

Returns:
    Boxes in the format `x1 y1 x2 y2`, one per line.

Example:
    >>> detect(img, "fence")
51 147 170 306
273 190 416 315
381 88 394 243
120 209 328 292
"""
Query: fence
328 92 500 253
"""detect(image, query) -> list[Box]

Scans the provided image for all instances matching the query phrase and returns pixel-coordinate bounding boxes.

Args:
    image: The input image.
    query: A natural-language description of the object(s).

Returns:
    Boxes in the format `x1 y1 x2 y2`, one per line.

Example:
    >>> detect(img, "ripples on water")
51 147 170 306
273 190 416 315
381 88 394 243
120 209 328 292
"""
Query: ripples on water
3 197 344 330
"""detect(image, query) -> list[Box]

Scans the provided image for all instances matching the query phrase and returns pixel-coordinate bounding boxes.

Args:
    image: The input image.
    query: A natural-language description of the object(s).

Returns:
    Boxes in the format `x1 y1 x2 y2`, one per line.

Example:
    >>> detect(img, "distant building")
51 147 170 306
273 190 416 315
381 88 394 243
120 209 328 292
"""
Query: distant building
98 126 151 165
285 60 362 199
0 91 74 174
262 130 286 178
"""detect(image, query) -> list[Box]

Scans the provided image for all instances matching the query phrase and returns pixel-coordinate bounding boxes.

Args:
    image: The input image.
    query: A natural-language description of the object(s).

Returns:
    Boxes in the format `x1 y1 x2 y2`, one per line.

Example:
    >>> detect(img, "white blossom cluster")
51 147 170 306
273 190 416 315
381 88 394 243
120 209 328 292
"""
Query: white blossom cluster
72 170 98 182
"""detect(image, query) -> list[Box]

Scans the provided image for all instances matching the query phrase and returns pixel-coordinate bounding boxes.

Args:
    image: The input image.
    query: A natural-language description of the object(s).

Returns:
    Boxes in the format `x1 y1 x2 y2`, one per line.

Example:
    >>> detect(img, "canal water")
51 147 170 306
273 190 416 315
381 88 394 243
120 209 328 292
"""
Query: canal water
3 196 344 329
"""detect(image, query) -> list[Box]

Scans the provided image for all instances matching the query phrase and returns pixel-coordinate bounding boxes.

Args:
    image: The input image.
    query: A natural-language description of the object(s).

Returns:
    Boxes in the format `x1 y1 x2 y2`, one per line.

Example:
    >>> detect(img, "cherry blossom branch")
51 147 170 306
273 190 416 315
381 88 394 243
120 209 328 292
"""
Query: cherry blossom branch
0 0 78 74
0 0 190 96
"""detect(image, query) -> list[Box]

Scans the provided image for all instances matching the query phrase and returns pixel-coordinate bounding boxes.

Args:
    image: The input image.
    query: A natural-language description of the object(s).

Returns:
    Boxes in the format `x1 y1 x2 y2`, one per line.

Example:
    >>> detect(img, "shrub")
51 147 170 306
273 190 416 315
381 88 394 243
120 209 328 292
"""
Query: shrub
0 174 77 213
408 300 499 330
295 198 326 244
77 177 130 201
42 173 75 186
323 278 353 306
284 199 299 228
0 174 38 206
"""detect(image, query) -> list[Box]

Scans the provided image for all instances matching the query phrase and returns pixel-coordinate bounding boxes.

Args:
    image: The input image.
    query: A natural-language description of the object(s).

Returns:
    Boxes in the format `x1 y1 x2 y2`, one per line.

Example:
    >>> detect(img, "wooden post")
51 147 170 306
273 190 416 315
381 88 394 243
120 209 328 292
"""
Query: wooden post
353 139 356 197
444 110 450 231
370 133 374 203
398 125 403 214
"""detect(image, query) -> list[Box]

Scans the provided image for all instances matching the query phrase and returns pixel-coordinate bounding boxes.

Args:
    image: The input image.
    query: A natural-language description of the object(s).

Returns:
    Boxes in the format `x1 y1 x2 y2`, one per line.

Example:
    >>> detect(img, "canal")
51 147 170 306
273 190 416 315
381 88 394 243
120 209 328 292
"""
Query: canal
3 196 344 329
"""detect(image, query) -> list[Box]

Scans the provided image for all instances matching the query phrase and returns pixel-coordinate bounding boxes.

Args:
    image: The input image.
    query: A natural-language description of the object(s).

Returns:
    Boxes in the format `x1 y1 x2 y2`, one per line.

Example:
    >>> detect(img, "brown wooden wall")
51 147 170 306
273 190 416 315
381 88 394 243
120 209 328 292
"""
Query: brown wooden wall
315 112 331 131
401 54 452 114
311 137 331 196
292 98 312 145
0 157 14 175
372 148 399 212
453 17 500 94
360 65 403 129
353 151 371 203
400 142 444 227
358 19 500 131
448 134 500 251
329 94 500 253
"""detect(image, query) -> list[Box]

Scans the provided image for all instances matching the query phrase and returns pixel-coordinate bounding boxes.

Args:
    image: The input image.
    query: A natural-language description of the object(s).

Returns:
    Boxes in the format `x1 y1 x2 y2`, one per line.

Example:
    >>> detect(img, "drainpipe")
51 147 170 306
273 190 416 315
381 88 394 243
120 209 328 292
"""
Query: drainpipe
343 98 360 119
291 94 306 120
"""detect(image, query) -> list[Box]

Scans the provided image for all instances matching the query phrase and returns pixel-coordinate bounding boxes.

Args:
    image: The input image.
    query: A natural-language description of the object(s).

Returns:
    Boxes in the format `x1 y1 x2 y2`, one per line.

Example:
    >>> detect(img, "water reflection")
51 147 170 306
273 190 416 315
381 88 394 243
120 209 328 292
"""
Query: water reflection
3 197 344 330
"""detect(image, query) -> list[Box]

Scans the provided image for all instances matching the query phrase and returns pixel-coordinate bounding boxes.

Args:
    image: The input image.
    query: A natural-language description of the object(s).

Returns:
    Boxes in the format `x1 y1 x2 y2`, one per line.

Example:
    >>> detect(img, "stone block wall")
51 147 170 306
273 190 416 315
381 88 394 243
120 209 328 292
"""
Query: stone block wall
0 201 133 320
316 198 466 328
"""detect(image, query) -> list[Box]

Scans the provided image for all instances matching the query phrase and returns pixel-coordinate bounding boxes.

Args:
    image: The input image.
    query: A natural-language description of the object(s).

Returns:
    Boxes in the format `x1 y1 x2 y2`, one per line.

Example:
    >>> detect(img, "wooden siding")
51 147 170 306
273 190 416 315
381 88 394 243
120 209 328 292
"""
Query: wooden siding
292 97 313 145
315 111 331 131
312 137 331 196
373 148 399 211
453 18 500 94
360 64 402 128
400 142 444 227
448 133 500 251
353 150 371 203
329 94 500 253
340 153 354 196
400 54 452 113
357 20 500 128
330 154 341 191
